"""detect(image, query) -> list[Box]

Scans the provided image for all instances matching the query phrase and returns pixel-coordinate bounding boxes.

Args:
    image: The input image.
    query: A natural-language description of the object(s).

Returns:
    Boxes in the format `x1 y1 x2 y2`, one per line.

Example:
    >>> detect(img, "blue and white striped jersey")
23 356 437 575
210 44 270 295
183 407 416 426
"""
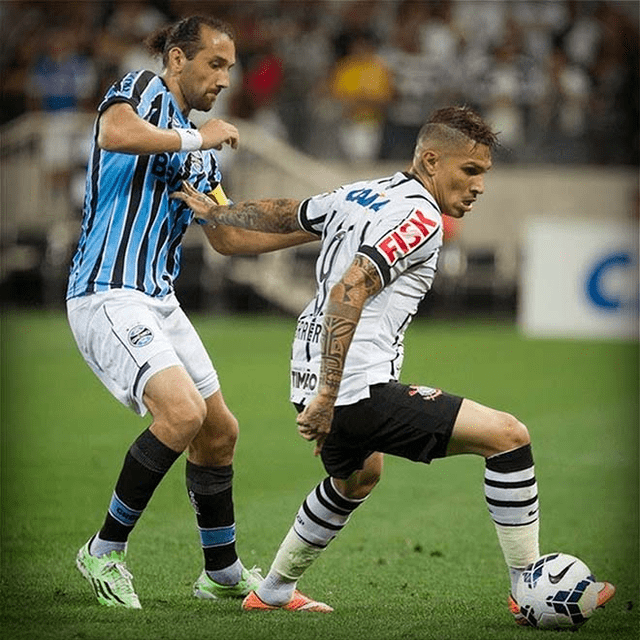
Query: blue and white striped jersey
67 70 222 300
290 172 443 406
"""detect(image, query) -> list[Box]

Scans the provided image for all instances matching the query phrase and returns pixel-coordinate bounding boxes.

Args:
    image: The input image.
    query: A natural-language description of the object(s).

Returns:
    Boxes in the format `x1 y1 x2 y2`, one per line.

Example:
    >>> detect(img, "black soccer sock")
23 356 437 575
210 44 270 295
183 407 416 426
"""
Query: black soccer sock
98 428 181 543
485 444 540 574
186 461 238 572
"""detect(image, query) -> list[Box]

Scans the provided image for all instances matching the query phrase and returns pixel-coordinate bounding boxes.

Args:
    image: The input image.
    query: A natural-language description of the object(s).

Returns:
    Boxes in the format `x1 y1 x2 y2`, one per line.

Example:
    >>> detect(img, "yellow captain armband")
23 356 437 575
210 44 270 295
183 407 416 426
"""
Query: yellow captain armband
209 184 229 205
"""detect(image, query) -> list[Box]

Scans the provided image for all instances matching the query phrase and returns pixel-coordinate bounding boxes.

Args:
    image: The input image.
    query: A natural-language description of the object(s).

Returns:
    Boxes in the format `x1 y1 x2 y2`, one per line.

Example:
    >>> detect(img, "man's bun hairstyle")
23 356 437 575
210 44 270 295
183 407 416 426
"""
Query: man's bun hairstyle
145 15 235 67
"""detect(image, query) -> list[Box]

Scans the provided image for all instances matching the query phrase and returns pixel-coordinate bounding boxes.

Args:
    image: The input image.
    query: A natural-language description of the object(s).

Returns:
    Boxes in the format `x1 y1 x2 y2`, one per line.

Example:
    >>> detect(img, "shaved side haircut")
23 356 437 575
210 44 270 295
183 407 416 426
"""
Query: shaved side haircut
414 106 498 159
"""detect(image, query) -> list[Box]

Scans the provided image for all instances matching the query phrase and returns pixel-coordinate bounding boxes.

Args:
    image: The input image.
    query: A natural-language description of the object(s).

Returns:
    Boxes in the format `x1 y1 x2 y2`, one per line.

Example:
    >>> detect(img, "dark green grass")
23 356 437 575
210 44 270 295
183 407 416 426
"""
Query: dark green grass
1 311 638 640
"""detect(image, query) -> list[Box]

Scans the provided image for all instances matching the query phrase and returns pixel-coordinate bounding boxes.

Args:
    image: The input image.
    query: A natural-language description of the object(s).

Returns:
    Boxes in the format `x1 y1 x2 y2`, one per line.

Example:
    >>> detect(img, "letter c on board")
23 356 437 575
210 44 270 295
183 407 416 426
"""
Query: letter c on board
585 252 633 310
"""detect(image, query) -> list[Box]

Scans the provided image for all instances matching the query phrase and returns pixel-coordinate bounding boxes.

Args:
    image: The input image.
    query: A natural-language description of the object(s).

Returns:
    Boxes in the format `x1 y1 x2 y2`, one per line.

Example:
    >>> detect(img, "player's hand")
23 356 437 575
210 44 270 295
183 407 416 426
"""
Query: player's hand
199 118 239 150
170 182 217 219
296 394 335 456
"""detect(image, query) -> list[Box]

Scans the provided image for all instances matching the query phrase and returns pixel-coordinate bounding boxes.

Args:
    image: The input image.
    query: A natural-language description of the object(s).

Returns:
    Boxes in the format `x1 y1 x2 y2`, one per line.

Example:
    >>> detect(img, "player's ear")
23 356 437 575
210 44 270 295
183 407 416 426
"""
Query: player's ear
420 148 439 176
167 46 187 72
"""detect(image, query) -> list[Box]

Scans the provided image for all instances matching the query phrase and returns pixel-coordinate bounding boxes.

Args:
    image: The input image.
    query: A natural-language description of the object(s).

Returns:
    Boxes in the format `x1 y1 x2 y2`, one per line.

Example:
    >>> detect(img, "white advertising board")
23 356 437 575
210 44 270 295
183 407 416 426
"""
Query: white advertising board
519 218 639 339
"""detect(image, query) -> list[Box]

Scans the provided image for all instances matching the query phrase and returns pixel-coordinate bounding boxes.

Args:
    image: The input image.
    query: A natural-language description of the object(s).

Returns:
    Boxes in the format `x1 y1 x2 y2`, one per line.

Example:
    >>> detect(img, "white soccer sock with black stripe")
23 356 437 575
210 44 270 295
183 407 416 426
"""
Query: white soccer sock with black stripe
258 477 365 605
293 476 365 549
485 444 540 593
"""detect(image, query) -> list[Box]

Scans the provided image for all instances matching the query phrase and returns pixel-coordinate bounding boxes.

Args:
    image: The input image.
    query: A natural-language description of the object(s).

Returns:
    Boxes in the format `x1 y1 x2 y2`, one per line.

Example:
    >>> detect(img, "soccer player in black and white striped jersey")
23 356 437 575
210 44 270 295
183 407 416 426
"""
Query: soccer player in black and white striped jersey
68 15 314 609
173 105 615 618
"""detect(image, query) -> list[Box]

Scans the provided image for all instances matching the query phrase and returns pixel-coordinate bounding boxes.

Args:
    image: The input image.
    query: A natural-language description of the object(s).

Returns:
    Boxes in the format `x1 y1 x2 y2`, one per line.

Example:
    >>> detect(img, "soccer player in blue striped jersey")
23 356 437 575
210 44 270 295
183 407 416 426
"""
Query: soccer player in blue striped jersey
68 15 314 609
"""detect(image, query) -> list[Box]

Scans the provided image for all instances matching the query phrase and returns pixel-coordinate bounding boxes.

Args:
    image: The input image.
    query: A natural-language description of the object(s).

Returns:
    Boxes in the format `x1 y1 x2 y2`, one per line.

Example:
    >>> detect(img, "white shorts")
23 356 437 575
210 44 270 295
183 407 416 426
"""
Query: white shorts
67 289 220 416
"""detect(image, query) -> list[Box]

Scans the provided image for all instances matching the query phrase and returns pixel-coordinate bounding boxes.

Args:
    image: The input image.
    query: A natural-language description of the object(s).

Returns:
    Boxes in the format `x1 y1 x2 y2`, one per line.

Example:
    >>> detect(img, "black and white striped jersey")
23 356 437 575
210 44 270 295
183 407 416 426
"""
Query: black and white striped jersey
291 171 443 406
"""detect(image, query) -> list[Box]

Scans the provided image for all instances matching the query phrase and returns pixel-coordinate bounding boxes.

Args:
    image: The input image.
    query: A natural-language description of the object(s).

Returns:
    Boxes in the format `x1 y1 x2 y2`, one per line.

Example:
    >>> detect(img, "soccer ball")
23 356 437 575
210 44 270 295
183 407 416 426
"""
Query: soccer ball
515 553 601 630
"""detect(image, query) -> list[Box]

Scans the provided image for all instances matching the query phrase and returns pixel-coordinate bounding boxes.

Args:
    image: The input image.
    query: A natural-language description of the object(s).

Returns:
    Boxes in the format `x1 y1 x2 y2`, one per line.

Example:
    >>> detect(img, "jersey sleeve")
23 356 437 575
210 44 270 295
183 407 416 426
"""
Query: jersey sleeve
297 190 339 236
97 70 158 118
357 205 443 286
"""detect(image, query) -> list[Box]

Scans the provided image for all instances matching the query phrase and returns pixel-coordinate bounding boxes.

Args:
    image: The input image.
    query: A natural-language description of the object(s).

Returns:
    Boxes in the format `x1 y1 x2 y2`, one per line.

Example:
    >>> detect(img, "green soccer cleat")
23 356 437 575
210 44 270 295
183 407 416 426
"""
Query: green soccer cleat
76 539 141 609
193 566 263 600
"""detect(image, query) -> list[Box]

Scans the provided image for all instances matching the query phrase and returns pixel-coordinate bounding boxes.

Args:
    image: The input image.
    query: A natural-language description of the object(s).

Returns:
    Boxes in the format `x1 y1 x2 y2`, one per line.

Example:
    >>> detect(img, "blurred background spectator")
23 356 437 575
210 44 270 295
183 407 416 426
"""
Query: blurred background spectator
26 25 97 113
328 27 394 162
1 0 637 165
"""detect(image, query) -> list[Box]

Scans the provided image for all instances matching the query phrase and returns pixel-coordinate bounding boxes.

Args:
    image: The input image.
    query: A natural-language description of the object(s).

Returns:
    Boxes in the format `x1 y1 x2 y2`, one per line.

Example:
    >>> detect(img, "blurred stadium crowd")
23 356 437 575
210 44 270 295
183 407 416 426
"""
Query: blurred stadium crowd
1 0 638 166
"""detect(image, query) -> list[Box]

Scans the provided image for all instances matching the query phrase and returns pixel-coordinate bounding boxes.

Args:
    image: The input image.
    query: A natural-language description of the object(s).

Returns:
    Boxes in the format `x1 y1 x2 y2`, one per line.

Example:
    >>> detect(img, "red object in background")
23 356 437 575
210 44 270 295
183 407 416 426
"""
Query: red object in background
244 53 284 107
442 214 460 242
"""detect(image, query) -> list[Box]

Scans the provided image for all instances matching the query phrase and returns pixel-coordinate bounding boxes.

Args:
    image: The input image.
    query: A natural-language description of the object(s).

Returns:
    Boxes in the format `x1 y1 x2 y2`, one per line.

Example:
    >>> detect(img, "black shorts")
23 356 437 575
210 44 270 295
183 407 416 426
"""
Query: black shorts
296 381 463 480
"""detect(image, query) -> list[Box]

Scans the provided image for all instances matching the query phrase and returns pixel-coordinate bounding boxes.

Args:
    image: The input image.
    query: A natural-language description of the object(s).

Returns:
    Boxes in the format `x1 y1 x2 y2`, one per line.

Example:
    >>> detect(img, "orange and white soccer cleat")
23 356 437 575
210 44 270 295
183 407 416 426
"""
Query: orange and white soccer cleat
242 589 333 612
594 581 616 608
508 594 530 626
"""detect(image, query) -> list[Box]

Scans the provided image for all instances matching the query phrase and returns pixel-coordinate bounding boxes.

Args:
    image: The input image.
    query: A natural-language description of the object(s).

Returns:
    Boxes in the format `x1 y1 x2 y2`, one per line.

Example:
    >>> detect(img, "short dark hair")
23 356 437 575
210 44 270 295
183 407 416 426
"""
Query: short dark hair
417 105 499 151
145 15 235 67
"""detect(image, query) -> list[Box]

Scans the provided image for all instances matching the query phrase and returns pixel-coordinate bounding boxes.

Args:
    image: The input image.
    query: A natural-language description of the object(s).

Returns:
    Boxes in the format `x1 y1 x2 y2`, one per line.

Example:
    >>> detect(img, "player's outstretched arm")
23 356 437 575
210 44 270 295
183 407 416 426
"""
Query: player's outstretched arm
202 225 317 256
98 103 239 154
171 181 302 233
297 255 382 455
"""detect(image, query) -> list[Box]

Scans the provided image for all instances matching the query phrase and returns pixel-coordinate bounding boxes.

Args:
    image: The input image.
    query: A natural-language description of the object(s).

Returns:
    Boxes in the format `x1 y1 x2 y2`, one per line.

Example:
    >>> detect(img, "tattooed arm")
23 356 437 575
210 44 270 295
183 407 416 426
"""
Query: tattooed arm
171 181 301 233
297 255 383 455
202 225 317 256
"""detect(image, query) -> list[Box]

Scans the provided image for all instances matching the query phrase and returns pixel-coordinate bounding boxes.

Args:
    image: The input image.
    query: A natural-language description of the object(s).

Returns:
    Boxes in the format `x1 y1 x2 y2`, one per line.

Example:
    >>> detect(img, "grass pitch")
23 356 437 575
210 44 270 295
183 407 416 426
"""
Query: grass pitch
1 310 638 640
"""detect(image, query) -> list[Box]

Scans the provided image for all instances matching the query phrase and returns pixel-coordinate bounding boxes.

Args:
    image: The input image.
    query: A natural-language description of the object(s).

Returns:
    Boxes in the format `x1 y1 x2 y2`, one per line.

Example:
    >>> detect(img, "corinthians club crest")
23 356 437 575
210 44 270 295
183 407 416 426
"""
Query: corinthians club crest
408 385 442 401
